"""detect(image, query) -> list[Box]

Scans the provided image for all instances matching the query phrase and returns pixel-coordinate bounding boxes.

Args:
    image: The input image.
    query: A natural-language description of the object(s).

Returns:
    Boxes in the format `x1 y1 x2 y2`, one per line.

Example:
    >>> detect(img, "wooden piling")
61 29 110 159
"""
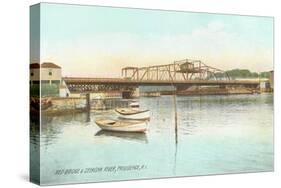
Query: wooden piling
173 91 178 145
86 93 91 122
173 86 178 175
86 93 90 111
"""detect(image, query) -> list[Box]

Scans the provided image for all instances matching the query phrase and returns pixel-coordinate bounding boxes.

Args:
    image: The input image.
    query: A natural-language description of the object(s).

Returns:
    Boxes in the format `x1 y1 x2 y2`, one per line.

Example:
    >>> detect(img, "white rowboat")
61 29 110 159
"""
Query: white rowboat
129 101 140 108
115 108 150 120
95 119 148 133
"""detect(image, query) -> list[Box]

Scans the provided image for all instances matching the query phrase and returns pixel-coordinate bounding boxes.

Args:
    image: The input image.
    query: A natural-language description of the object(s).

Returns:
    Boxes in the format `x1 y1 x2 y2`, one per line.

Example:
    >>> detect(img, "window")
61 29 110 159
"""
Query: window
31 72 34 76
49 70 52 76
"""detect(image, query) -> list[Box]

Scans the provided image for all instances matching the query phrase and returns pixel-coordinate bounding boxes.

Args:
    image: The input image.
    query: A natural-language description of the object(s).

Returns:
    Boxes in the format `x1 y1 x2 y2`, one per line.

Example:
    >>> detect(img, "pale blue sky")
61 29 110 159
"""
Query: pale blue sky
37 3 273 77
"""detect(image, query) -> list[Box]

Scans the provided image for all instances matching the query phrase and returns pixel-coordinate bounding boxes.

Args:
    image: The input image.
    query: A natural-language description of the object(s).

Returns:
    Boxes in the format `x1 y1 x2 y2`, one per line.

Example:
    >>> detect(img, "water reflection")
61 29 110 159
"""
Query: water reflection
95 130 148 144
30 117 40 146
30 113 40 183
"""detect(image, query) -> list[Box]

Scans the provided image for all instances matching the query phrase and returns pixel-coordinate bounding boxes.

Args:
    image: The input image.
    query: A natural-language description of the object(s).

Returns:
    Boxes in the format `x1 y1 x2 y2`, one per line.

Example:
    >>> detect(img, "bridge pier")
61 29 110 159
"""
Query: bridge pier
176 85 191 91
122 88 140 99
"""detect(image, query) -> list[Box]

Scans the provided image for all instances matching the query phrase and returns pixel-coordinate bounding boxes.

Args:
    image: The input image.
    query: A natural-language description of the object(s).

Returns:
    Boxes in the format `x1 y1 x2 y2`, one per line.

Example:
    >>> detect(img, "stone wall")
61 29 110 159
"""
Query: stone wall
42 97 86 115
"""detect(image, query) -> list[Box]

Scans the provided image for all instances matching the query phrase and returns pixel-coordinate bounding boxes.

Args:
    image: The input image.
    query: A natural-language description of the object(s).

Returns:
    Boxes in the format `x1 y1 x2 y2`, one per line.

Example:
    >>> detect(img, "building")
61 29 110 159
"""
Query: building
30 62 62 85
30 62 62 96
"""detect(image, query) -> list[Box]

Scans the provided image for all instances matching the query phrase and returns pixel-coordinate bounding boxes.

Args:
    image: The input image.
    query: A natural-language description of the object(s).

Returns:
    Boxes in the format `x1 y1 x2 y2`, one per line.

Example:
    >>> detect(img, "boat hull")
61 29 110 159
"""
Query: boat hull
115 109 150 120
95 120 148 133
129 102 140 108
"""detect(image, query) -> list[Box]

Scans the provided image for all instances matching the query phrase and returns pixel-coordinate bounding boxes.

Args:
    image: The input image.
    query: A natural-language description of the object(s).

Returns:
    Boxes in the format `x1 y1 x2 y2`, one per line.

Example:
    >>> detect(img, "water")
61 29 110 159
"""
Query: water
31 94 274 185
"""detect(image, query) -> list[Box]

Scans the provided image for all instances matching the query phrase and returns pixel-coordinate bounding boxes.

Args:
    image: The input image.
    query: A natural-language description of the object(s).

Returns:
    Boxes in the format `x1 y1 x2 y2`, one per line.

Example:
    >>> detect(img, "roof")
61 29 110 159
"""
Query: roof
41 62 61 69
30 63 40 69
30 62 61 69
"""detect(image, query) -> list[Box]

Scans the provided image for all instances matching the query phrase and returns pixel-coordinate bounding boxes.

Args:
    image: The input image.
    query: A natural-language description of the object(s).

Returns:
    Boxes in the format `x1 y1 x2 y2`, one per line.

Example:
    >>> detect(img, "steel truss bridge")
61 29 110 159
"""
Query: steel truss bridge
122 59 230 81
63 59 259 93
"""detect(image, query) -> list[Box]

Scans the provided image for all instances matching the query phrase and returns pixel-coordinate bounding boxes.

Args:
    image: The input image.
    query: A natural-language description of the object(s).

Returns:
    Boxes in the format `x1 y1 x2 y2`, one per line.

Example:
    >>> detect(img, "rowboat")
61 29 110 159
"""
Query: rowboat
115 108 150 120
129 101 139 108
95 119 148 133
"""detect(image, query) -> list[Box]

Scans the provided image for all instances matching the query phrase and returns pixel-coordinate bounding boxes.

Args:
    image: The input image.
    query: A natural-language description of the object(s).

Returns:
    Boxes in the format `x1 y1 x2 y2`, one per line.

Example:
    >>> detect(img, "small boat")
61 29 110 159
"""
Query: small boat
95 119 148 133
129 101 139 108
115 108 150 120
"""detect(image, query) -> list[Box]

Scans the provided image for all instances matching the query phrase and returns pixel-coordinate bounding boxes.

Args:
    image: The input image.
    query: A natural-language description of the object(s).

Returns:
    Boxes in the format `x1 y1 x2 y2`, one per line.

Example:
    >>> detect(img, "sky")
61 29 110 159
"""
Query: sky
34 3 274 77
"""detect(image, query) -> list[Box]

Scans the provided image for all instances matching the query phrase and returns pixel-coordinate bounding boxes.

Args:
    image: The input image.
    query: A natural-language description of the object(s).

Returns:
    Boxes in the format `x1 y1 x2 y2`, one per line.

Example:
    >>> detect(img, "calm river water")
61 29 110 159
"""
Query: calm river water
32 94 273 185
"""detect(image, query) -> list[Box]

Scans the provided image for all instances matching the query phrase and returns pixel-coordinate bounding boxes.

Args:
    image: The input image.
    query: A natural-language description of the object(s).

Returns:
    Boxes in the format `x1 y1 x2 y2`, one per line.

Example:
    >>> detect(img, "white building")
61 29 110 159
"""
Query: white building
30 62 62 85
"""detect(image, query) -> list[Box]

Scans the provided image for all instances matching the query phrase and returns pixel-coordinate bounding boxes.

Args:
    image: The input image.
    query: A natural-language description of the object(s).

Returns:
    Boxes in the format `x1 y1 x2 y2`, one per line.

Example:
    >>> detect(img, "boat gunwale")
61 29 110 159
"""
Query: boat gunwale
115 108 149 115
95 119 147 128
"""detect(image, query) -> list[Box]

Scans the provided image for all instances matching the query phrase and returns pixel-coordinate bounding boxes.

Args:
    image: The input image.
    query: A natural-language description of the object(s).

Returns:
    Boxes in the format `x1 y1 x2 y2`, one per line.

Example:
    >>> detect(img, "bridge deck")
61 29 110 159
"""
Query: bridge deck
63 77 260 86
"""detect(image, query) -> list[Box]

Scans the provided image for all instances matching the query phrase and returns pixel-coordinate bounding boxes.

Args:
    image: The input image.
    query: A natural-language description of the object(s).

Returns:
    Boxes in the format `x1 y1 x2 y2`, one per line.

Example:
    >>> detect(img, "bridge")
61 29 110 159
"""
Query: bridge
63 59 260 95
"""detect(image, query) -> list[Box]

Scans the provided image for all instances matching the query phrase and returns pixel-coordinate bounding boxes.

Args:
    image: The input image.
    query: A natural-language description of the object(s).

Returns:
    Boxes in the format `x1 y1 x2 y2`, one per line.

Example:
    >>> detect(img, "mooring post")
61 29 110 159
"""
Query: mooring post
86 93 90 111
173 85 178 175
173 86 178 145
86 93 91 122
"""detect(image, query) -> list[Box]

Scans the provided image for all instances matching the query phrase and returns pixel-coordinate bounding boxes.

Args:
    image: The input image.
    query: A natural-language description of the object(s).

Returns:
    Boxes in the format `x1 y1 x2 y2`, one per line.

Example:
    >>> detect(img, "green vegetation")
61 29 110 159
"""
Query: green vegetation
226 69 258 79
259 71 270 78
215 69 270 79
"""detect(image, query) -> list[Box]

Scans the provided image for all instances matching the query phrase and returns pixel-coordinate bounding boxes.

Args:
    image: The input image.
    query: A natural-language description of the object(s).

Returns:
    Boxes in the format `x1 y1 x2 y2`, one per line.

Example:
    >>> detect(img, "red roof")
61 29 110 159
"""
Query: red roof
41 62 61 69
30 62 61 69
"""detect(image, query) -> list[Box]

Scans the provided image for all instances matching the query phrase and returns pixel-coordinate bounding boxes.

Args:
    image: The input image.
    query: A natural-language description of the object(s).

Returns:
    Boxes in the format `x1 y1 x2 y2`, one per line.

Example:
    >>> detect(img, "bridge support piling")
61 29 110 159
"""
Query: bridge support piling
85 93 91 122
176 85 191 91
122 88 140 99
86 93 91 111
